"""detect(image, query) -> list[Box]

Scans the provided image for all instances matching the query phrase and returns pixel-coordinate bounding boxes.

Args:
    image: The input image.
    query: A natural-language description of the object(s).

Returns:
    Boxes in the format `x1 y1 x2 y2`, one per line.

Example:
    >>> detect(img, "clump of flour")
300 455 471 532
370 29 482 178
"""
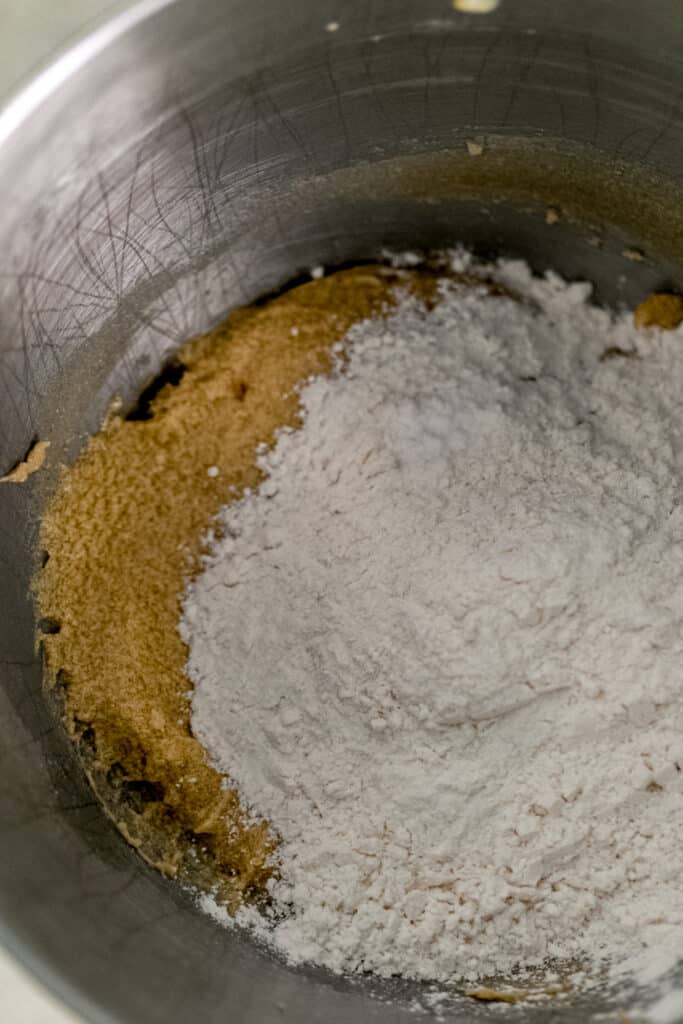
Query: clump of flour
182 256 683 986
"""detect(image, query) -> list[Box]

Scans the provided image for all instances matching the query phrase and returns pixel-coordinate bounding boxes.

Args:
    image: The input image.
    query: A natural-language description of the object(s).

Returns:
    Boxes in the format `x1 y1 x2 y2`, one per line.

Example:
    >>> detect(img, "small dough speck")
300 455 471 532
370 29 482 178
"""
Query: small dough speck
1 439 50 483
453 0 500 12
634 293 683 330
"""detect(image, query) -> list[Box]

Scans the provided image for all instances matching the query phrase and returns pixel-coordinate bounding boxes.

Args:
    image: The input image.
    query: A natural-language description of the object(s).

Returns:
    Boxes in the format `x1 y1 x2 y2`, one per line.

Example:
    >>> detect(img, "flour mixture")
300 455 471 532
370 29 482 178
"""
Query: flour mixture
184 256 683 985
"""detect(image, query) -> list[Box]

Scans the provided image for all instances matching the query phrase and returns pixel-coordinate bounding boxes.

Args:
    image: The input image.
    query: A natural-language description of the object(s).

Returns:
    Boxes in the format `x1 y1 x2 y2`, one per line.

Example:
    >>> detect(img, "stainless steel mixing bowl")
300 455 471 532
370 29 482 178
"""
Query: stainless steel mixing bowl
2 1 683 1021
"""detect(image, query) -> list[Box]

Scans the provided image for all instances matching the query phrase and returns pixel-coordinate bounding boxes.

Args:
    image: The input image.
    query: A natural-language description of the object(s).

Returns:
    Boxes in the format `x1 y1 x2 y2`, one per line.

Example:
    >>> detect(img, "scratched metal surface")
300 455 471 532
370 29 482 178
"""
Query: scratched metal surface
1 1 683 1022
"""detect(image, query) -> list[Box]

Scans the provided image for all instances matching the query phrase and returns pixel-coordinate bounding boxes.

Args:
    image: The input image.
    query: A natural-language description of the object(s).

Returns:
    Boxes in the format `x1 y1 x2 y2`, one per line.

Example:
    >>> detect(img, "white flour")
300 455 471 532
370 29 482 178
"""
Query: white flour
182 256 683 986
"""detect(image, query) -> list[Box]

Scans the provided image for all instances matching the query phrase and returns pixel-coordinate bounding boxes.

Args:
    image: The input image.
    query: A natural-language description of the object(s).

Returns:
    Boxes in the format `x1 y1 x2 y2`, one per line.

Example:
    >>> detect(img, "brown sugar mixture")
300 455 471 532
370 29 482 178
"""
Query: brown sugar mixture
37 265 446 907
633 292 683 330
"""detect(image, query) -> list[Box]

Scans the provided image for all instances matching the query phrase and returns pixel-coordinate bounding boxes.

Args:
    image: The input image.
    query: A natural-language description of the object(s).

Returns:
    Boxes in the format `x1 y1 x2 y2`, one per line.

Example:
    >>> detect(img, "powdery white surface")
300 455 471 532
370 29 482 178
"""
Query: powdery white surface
642 989 683 1024
643 991 683 1024
183 258 683 985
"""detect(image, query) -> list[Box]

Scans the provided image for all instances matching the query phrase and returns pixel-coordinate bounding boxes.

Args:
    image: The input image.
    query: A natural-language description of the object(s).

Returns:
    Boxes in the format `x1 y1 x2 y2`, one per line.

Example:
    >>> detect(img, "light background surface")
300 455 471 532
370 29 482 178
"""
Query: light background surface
0 6 129 1022
0 0 123 99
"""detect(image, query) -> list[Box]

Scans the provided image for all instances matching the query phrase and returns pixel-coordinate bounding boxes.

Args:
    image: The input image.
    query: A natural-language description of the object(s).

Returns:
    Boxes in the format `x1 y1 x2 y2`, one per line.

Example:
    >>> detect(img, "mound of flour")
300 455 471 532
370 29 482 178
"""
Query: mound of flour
182 257 683 984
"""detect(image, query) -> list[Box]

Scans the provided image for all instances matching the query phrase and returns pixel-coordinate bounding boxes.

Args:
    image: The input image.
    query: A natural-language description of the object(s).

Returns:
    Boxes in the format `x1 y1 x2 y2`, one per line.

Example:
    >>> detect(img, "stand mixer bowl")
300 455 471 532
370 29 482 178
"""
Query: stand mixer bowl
1 1 682 1020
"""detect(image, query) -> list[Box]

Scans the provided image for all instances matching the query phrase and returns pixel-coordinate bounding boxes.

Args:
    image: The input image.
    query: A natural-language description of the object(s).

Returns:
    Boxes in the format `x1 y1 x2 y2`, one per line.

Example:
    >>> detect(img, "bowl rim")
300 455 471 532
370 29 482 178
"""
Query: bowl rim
0 0 174 149
0 7 180 1020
